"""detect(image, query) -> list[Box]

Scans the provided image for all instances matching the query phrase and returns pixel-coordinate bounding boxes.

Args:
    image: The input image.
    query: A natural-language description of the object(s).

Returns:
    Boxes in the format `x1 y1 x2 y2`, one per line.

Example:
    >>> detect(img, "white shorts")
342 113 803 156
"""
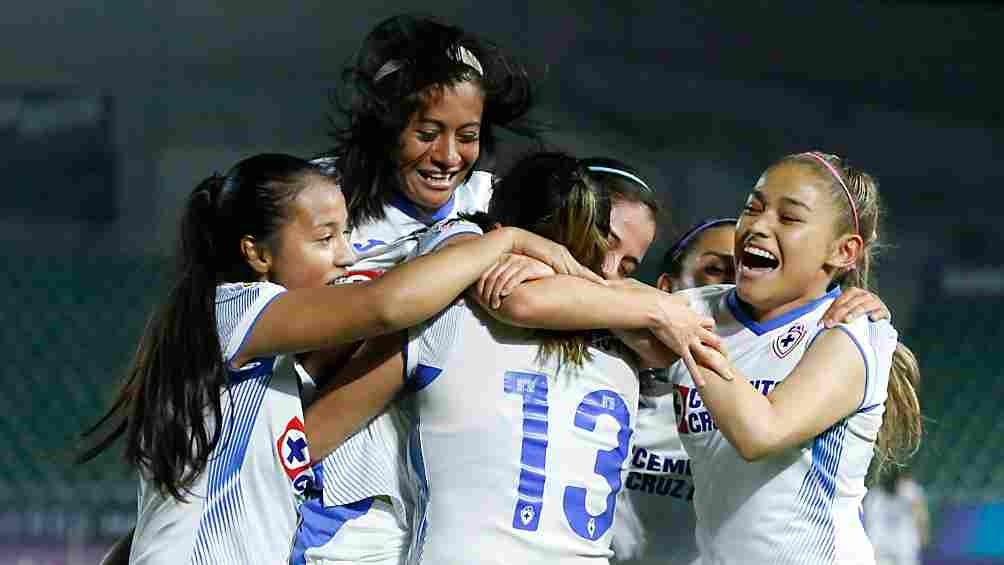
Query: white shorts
290 496 408 565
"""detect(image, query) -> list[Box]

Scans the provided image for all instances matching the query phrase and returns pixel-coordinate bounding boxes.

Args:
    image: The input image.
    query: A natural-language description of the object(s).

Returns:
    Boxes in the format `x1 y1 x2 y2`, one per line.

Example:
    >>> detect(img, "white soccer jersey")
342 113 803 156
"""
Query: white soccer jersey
667 284 899 565
405 303 641 565
612 381 699 565
290 217 486 565
130 282 315 565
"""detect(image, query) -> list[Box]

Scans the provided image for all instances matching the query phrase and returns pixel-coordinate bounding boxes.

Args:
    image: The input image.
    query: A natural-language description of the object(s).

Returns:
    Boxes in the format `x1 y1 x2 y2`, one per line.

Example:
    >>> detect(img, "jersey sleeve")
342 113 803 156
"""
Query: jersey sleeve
404 302 467 391
215 281 286 363
813 317 898 411
413 218 484 257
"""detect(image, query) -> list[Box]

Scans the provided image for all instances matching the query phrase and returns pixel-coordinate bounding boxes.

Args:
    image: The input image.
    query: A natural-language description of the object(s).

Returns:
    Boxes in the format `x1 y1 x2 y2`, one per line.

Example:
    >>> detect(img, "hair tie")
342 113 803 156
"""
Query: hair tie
373 59 407 82
801 152 860 235
585 165 651 192
454 45 483 75
373 44 484 83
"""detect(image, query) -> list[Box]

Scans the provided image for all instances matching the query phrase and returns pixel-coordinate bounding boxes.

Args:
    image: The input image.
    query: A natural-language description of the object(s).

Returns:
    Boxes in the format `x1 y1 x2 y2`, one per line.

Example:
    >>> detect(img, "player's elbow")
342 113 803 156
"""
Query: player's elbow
735 442 768 462
370 283 417 334
733 427 779 462
498 288 548 328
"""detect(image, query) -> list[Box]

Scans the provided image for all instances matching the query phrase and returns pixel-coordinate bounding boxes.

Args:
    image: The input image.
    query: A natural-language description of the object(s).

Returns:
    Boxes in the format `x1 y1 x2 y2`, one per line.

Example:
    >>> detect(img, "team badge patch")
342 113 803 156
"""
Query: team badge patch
773 323 807 358
277 417 313 493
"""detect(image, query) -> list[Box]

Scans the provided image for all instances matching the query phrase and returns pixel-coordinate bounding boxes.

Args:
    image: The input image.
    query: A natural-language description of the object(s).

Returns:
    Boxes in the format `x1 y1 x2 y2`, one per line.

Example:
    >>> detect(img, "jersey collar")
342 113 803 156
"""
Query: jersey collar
389 191 456 226
726 286 841 336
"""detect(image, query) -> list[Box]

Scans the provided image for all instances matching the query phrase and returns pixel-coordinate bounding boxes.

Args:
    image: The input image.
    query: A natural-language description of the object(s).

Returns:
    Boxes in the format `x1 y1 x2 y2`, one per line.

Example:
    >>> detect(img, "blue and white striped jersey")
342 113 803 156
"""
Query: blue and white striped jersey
130 282 314 565
668 284 899 565
404 302 640 565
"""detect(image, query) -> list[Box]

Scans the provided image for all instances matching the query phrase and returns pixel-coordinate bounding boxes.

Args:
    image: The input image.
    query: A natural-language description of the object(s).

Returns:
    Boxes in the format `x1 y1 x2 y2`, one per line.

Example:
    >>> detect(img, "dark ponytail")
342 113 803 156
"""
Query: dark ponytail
79 154 322 500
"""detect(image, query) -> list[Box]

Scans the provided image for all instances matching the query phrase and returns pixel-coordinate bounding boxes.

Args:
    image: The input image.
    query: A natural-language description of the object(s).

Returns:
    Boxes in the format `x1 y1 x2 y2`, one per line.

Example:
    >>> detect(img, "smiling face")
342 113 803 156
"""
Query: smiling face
735 162 856 320
266 176 356 290
397 80 485 211
602 197 657 280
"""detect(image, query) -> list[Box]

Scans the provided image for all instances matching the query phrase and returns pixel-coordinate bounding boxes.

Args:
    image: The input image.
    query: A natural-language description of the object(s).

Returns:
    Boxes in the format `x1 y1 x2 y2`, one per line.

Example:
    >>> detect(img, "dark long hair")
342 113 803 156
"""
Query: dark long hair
326 14 536 227
78 154 323 501
468 152 611 365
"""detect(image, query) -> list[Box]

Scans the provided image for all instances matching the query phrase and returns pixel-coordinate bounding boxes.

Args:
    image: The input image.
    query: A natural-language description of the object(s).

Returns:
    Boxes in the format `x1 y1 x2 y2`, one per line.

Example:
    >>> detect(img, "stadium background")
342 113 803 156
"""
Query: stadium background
1 2 1000 563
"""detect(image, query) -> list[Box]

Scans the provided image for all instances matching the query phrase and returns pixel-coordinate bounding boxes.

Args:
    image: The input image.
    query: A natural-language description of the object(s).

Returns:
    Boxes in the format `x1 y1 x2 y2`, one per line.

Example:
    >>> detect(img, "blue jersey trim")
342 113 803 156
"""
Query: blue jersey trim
289 496 376 565
785 421 848 561
389 191 456 226
726 286 841 336
191 371 272 561
410 363 443 392
227 356 275 385
805 324 872 412
831 325 871 411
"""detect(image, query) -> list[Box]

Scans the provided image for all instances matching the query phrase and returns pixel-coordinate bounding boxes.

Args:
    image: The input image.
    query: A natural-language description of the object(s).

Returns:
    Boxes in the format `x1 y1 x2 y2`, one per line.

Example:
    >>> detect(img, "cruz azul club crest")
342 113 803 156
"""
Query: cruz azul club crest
773 323 807 358
277 416 313 494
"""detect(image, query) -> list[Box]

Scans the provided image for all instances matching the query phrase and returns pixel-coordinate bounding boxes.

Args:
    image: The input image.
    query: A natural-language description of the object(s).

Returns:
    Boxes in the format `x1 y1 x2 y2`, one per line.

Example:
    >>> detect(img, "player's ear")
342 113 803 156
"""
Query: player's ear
824 233 863 272
656 273 675 292
241 235 271 277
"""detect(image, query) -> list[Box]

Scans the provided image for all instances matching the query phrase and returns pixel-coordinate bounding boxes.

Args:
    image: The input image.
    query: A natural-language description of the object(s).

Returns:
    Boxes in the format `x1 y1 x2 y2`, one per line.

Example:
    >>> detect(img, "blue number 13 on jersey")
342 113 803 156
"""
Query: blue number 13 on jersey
503 371 632 540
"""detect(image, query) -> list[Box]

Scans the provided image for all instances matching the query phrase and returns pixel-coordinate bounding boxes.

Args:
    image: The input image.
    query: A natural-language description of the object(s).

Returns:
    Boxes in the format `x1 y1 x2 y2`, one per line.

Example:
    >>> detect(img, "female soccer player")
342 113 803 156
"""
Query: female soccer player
613 216 738 565
76 153 594 565
670 152 922 564
292 14 540 564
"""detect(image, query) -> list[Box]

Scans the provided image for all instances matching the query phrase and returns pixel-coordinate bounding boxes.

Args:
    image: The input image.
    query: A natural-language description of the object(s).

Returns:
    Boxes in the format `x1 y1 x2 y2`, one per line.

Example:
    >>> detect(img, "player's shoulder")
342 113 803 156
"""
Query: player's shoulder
817 314 898 359
464 169 495 191
455 170 494 211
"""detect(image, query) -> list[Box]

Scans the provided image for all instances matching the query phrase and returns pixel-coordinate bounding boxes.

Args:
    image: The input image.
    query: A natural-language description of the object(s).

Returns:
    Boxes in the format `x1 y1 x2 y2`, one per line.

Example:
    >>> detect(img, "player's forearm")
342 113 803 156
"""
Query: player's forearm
695 365 779 461
370 227 517 330
304 337 405 462
493 276 658 330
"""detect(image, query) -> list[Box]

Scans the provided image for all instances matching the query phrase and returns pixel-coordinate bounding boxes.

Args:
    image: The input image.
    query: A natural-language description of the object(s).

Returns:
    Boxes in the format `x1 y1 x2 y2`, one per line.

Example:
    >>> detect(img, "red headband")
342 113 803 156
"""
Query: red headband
801 152 860 235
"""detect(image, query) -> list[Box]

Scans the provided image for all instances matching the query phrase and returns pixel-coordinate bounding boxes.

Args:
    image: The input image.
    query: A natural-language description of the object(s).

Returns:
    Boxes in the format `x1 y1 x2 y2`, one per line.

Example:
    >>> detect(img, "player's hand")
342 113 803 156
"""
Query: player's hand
689 341 733 387
504 227 606 286
644 289 723 383
478 254 556 310
820 287 890 328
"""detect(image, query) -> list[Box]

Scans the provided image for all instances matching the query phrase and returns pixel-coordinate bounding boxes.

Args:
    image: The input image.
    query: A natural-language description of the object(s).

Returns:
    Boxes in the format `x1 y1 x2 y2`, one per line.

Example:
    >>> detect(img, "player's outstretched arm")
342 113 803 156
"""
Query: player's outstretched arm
690 329 866 461
232 227 593 367
473 276 721 373
303 334 406 463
